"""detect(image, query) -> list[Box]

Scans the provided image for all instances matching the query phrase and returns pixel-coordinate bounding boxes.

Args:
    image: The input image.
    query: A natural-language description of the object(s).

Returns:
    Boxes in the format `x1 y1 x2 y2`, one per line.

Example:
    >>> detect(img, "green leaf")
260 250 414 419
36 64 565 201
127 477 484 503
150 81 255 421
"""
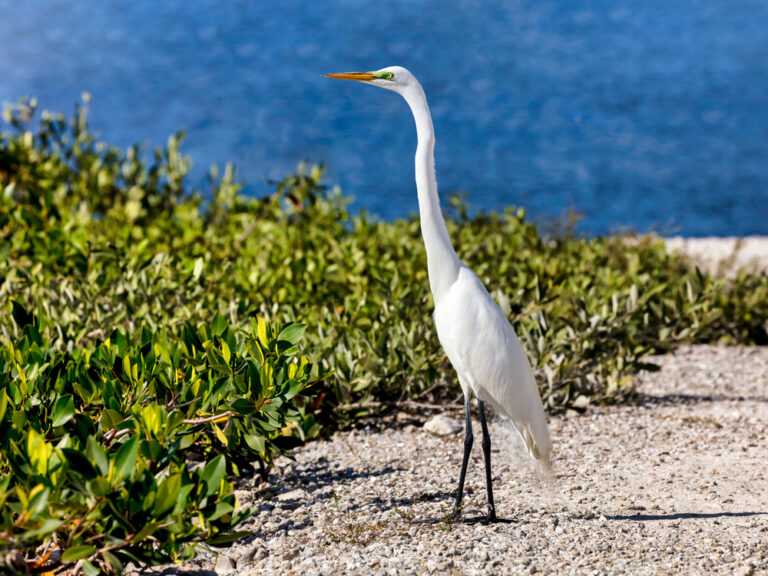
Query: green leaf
86 436 110 477
154 473 182 517
62 544 98 562
256 316 268 347
81 560 101 576
200 454 227 497
88 477 112 498
206 531 250 547
27 487 50 518
284 379 305 401
26 430 50 475
244 433 265 456
112 435 139 482
101 408 124 432
52 395 75 427
231 398 256 416
20 518 63 540
111 329 127 357
211 312 228 337
208 501 234 521
277 323 306 346
213 424 228 448
0 389 8 423
133 520 166 542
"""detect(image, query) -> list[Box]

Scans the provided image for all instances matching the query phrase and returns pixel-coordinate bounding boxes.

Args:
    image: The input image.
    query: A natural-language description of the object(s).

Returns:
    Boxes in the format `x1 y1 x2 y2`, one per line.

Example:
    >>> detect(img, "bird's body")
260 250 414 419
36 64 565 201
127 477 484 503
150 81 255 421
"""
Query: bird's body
326 66 551 522
434 266 551 462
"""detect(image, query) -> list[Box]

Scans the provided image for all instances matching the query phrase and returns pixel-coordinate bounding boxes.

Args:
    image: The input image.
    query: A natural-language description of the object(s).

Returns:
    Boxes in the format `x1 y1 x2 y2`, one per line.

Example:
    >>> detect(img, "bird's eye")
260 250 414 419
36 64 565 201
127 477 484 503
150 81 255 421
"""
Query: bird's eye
374 71 395 81
383 72 394 80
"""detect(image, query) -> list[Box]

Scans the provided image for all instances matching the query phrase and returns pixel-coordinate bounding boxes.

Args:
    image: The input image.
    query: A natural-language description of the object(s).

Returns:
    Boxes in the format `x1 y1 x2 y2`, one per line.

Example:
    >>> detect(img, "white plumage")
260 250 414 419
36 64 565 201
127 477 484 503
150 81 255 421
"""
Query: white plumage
326 66 552 521
434 266 552 463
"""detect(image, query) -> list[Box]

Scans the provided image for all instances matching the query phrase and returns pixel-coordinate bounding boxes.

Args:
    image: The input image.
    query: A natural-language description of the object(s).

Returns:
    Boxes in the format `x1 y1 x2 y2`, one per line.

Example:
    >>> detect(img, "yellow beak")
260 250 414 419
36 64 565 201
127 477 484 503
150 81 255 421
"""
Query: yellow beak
324 72 376 82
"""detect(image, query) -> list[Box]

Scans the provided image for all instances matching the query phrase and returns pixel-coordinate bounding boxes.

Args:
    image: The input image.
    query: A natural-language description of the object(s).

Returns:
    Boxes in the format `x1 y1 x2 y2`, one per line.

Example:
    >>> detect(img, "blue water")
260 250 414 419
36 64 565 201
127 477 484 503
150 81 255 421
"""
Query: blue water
1 0 767 236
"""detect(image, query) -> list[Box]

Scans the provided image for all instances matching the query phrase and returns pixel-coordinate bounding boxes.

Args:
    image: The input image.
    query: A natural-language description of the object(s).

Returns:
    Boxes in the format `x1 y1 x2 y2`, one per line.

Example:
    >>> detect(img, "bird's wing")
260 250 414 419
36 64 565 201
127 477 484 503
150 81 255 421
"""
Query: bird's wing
435 267 551 464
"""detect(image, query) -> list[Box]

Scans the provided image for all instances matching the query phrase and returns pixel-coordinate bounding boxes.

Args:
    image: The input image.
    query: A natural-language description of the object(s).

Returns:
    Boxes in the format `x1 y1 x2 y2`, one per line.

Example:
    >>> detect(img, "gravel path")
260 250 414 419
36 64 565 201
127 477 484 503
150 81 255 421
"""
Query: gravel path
141 344 767 576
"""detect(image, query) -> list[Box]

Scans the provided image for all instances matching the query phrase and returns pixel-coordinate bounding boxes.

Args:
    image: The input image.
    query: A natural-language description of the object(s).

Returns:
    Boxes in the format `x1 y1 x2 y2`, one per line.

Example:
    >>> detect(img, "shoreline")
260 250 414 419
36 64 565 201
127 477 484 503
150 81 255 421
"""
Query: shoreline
663 236 768 276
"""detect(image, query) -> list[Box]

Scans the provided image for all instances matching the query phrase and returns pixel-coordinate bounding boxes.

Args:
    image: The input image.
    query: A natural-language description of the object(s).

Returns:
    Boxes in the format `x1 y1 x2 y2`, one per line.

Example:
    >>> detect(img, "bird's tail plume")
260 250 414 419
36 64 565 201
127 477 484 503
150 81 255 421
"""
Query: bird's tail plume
511 420 553 475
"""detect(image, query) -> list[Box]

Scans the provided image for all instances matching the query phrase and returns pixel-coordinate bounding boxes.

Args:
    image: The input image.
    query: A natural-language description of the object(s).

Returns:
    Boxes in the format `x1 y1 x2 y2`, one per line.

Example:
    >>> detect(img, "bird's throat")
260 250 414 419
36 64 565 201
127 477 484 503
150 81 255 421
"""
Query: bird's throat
408 92 462 302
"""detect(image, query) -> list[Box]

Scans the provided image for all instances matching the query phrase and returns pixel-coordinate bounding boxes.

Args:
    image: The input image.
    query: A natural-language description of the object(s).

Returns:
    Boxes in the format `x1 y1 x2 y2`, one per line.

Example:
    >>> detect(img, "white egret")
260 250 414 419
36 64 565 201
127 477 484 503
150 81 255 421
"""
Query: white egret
326 67 552 523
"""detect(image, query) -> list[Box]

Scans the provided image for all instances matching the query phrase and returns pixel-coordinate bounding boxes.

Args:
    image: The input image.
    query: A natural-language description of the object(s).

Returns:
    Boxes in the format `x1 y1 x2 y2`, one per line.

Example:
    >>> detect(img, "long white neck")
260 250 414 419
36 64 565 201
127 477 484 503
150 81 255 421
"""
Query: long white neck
402 85 462 302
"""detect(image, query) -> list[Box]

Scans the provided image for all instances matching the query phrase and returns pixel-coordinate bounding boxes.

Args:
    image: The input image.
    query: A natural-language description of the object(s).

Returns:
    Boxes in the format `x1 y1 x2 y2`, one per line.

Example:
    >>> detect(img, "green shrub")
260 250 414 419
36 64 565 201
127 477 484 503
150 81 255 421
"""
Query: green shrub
0 305 320 574
2 96 768 572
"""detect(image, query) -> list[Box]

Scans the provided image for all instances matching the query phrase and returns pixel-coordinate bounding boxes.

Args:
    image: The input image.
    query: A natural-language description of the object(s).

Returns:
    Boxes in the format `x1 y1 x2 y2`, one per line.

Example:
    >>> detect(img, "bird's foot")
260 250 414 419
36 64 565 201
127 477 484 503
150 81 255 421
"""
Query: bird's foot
481 511 515 524
481 510 498 525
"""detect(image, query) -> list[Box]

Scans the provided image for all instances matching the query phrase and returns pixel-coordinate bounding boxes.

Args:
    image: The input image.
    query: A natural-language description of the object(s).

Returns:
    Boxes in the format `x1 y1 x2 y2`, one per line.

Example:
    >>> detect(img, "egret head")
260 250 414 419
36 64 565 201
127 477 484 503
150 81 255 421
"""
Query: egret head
325 66 418 95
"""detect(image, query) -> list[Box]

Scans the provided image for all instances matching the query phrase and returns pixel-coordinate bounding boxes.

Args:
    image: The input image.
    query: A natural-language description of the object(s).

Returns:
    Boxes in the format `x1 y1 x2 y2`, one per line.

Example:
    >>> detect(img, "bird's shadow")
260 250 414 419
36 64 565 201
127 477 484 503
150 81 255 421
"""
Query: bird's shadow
394 490 518 525
580 511 767 522
638 392 768 406
461 515 516 525
272 461 404 498
133 570 216 576
411 513 516 526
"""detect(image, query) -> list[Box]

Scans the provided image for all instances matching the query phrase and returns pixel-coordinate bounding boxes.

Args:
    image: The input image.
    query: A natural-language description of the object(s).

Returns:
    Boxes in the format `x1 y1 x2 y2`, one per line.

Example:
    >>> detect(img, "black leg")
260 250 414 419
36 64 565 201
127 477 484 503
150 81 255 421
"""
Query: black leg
477 399 497 522
453 395 473 516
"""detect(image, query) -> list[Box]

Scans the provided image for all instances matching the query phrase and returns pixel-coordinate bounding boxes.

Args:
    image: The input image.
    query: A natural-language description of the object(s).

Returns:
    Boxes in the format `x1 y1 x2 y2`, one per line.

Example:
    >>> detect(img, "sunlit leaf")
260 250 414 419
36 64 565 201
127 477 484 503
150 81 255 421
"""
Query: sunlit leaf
51 395 75 427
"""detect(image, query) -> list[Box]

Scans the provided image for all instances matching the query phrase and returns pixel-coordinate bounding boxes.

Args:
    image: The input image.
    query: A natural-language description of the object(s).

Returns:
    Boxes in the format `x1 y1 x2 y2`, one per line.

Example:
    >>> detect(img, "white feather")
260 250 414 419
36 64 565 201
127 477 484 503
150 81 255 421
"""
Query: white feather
434 266 552 468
